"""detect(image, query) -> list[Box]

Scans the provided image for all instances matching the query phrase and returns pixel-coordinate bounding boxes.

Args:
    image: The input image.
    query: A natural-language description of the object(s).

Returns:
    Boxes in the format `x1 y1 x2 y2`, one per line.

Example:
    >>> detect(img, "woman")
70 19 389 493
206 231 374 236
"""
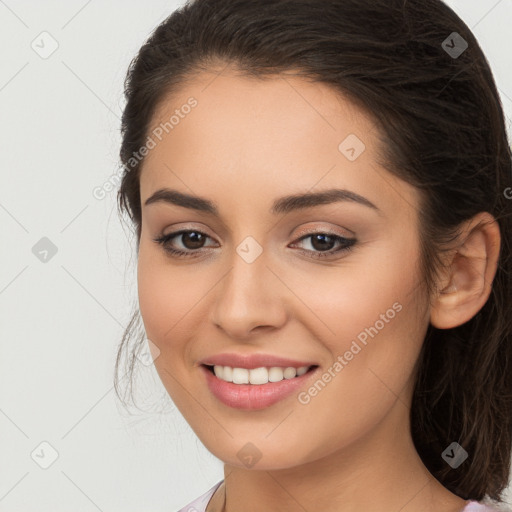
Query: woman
114 0 512 510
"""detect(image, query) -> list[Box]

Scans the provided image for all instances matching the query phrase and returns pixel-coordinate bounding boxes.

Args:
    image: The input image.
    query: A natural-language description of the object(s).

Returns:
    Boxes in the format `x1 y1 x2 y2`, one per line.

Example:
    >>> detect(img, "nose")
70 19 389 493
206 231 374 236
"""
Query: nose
209 250 288 339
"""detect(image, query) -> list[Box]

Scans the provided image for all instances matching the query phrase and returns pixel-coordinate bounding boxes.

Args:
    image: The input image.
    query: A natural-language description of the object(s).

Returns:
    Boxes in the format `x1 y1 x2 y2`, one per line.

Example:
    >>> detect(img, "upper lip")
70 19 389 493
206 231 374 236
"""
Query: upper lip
199 353 317 369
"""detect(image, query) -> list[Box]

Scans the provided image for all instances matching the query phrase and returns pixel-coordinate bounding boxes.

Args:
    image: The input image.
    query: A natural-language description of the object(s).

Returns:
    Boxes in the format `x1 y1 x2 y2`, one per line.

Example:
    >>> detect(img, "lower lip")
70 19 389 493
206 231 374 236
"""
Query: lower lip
200 365 318 410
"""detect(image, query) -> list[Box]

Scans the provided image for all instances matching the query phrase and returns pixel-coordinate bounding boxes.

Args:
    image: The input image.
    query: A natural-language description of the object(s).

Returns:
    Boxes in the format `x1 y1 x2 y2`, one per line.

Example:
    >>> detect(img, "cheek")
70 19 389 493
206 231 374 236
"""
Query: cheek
322 280 426 413
282 256 415 351
288 290 426 462
136 245 200 350
286 239 426 390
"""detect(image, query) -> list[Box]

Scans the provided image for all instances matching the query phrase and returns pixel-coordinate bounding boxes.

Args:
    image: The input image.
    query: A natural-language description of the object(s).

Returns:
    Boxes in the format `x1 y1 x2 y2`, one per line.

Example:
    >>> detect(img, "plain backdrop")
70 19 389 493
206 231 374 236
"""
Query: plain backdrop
0 1 511 510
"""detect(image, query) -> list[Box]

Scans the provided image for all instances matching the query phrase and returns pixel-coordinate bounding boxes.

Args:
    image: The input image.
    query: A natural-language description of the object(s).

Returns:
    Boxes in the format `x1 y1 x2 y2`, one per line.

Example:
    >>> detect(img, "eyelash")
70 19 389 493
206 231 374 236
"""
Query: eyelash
152 229 356 260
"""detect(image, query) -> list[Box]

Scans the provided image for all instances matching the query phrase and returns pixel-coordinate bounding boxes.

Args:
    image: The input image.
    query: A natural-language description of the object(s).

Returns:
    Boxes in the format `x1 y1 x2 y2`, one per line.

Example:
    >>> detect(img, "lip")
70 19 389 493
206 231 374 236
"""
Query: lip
199 352 317 369
200 364 320 410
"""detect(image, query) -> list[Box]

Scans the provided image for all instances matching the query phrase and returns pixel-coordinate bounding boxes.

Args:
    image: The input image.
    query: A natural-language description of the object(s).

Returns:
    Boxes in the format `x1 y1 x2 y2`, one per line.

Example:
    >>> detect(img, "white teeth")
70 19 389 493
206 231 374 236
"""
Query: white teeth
249 367 268 385
268 367 285 382
223 365 233 382
213 365 224 380
212 365 311 385
232 368 249 384
296 366 308 376
283 367 297 379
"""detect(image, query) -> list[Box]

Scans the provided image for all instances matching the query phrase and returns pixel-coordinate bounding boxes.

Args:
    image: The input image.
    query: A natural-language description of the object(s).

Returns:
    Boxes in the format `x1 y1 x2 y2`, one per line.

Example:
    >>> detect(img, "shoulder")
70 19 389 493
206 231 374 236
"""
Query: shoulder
176 480 224 512
463 502 512 512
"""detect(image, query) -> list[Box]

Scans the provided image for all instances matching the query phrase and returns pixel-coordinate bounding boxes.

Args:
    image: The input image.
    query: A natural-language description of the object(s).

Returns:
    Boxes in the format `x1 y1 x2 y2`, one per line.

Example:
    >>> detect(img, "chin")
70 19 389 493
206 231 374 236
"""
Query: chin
202 437 316 471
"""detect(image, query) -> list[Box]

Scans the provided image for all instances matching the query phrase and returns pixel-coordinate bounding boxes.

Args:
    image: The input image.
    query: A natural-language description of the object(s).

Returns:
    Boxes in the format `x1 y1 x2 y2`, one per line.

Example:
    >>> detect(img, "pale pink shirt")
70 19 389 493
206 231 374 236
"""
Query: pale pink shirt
177 480 509 511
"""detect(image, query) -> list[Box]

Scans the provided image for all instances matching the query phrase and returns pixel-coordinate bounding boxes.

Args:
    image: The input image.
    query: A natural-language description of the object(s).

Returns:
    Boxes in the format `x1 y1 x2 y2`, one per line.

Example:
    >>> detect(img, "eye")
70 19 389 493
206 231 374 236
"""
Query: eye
152 229 356 260
290 232 356 259
153 229 216 258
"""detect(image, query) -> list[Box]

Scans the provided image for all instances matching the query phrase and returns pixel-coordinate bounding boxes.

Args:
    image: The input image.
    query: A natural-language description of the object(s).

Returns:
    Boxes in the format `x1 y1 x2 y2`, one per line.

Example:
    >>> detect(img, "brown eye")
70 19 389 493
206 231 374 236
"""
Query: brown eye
153 229 217 258
309 234 337 251
290 232 356 260
179 231 207 249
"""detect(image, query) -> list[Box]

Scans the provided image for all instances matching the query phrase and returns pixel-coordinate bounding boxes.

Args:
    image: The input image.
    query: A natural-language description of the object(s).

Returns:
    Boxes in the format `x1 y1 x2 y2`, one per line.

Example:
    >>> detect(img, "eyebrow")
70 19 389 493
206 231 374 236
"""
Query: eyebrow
143 188 381 215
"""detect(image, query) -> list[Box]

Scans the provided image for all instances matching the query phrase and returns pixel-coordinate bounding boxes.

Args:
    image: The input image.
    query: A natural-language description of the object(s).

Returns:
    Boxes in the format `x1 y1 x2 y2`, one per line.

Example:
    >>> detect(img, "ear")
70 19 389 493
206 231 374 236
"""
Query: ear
430 212 501 329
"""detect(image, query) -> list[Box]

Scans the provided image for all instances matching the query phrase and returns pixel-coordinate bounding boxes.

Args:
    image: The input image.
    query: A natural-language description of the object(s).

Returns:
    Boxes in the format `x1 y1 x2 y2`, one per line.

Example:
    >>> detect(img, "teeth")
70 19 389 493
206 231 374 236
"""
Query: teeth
222 365 233 382
296 366 308 376
212 365 310 385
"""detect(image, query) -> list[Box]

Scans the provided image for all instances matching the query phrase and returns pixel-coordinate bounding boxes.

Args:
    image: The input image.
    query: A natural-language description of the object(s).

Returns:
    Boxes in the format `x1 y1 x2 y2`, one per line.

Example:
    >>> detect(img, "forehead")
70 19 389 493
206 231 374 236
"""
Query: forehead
139 67 420 218
146 66 376 155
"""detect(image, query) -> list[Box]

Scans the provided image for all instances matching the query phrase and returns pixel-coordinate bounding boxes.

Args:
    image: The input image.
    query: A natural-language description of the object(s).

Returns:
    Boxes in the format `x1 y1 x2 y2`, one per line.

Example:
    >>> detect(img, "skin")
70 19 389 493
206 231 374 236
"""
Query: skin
136 64 501 512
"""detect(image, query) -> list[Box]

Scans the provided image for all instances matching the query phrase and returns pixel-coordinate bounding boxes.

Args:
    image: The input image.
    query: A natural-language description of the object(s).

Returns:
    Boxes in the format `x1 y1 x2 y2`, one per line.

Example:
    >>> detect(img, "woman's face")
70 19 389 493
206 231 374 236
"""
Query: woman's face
137 67 430 469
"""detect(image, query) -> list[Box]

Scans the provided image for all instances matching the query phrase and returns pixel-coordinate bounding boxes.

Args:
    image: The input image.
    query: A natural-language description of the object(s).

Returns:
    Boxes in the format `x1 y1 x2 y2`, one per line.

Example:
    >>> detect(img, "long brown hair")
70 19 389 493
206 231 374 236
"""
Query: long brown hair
115 0 512 502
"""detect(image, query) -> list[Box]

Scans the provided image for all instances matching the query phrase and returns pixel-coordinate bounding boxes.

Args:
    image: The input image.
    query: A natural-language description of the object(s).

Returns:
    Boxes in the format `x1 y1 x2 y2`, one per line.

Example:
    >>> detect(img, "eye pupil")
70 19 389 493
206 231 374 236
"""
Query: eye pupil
311 234 335 251
183 231 205 249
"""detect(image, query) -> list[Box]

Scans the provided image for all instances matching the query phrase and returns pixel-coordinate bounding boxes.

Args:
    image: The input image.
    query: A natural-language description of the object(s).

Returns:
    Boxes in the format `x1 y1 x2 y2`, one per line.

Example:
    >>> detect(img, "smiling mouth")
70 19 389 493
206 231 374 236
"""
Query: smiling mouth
202 363 318 385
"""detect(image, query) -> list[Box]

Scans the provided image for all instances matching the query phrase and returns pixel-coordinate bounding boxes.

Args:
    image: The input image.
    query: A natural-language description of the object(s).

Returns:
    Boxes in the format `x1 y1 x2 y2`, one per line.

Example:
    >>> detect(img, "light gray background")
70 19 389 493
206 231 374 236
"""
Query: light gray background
0 1 511 510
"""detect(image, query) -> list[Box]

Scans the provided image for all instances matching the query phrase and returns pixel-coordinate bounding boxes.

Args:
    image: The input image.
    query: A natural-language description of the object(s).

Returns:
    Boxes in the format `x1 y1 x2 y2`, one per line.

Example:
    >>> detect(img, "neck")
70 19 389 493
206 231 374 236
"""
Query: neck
208 399 469 512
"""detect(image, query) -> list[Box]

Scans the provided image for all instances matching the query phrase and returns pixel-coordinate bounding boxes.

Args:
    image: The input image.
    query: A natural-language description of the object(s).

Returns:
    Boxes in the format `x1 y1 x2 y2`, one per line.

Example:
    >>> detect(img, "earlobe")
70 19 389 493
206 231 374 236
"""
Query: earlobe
430 212 501 330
